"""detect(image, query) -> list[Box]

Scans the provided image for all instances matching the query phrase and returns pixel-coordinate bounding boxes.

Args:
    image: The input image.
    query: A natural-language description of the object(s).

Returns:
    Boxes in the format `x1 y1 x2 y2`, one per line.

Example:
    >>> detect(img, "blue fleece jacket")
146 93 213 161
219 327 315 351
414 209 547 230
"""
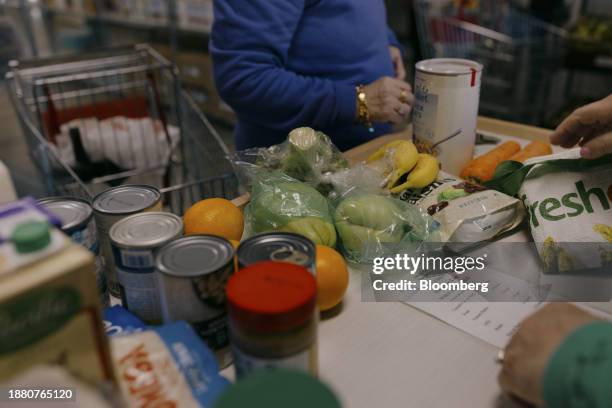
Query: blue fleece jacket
210 0 401 151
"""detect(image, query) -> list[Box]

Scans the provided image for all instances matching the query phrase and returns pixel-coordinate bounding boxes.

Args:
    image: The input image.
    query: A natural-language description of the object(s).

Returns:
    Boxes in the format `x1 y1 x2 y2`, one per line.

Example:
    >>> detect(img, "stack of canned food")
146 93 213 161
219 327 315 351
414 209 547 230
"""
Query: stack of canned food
38 185 319 378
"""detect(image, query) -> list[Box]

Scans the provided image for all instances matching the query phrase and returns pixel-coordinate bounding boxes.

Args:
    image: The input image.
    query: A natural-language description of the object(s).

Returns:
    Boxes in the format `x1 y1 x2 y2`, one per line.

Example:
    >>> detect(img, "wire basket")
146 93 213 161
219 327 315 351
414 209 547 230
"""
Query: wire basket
414 0 568 124
6 44 238 213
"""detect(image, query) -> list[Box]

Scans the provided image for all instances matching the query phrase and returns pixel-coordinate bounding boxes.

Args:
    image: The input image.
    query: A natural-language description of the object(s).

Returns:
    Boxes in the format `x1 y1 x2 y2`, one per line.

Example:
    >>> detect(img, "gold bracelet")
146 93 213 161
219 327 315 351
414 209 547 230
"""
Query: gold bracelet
356 85 374 132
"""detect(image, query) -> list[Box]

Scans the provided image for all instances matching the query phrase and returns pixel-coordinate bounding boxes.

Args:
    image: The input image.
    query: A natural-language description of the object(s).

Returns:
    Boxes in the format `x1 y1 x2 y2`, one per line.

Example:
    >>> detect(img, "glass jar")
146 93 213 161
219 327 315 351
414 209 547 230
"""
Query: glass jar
226 261 318 378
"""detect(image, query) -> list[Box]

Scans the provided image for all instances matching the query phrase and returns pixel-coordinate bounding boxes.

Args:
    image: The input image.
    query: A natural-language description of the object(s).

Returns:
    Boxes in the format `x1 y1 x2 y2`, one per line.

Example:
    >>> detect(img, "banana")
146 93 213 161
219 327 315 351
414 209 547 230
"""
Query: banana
388 153 439 193
366 140 419 184
366 140 405 164
391 141 419 171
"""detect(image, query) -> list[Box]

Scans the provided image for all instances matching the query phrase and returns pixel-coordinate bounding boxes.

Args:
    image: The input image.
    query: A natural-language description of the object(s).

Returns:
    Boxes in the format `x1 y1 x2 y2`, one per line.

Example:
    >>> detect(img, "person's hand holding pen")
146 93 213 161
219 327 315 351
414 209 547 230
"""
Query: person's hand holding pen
550 94 612 159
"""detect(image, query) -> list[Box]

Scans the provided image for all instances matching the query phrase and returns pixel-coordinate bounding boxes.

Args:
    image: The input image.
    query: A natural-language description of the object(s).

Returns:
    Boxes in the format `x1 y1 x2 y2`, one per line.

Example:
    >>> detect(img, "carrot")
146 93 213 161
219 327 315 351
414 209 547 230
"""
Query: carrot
460 141 521 182
507 141 552 163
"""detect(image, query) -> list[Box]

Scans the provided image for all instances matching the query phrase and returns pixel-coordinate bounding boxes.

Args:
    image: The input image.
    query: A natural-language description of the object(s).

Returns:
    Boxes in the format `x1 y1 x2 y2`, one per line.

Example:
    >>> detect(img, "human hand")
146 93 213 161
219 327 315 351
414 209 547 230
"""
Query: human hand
389 46 406 80
550 94 612 159
362 76 414 124
498 303 597 406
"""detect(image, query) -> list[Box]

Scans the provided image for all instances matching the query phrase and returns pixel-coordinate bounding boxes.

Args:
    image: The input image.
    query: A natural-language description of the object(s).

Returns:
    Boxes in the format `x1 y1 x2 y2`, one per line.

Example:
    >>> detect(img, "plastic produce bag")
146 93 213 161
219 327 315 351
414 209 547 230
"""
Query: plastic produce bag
229 127 348 192
245 171 337 246
333 189 439 262
322 162 388 199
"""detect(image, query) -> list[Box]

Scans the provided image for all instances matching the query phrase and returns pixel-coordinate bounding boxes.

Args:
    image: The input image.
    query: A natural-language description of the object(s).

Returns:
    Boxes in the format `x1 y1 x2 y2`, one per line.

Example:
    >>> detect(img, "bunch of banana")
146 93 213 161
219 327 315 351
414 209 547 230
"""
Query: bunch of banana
366 139 440 194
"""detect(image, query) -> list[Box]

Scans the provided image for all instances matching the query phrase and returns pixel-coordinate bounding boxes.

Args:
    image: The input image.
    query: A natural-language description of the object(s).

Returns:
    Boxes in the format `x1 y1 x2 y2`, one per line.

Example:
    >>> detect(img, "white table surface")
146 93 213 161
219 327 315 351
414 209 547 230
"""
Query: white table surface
316 267 519 408
221 132 606 407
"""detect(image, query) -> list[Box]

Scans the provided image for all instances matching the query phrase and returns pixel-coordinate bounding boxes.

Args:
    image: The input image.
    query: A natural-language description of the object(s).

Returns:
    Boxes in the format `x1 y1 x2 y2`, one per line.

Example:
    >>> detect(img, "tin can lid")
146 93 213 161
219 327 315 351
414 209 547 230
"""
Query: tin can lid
237 232 315 268
92 185 160 215
226 261 316 332
416 58 483 75
156 235 234 277
213 369 341 408
110 212 183 248
37 197 92 232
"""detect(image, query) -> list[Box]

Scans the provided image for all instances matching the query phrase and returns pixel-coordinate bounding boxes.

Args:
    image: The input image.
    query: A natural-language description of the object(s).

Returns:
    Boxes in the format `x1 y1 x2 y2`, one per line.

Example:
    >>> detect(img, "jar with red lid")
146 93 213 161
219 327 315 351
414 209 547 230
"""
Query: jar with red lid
225 261 318 378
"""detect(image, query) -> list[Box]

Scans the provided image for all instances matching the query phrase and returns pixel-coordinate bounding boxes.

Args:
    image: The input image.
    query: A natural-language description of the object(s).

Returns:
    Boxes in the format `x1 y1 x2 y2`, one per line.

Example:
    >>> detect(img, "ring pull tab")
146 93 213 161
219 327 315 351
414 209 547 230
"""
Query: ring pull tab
270 246 308 266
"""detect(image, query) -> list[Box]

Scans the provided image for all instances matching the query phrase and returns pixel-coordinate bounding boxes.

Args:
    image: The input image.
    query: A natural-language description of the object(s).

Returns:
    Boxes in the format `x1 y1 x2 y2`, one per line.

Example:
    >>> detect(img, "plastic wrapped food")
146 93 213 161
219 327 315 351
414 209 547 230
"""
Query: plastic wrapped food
245 171 337 247
111 321 229 408
322 162 388 199
516 149 611 273
333 190 438 262
229 127 348 192
397 170 524 249
103 305 146 337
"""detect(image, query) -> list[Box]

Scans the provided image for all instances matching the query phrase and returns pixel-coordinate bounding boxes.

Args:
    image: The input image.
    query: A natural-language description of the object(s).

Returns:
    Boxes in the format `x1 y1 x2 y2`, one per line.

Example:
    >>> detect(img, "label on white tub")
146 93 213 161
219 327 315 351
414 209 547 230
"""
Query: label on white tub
413 84 438 142
412 70 481 175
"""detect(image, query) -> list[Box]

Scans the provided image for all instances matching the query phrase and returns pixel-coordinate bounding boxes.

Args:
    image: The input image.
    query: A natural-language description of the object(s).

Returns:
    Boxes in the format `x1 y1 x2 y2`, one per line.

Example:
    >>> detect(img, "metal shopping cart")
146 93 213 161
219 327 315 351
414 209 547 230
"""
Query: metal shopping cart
6 44 238 214
414 0 568 125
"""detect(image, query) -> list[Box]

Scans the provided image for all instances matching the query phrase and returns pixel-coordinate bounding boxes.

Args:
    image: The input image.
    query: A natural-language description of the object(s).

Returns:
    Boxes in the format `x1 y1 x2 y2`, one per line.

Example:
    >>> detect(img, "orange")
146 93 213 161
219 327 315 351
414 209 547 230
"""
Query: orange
315 245 349 311
183 198 244 241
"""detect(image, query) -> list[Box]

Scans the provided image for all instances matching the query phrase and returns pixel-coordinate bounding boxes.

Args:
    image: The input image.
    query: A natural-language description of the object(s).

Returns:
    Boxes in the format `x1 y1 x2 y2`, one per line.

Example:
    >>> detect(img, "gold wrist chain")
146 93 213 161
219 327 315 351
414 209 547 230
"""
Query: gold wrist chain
356 85 374 133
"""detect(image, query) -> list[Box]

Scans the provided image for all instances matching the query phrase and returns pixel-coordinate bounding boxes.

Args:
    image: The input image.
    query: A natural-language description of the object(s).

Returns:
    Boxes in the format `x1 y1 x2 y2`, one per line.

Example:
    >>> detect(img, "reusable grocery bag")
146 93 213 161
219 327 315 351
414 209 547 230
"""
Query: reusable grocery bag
491 148 612 273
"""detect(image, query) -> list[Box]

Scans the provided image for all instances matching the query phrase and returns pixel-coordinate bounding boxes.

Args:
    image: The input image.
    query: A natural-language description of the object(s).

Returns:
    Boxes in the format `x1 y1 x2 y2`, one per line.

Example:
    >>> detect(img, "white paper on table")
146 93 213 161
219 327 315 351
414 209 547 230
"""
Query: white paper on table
404 265 547 348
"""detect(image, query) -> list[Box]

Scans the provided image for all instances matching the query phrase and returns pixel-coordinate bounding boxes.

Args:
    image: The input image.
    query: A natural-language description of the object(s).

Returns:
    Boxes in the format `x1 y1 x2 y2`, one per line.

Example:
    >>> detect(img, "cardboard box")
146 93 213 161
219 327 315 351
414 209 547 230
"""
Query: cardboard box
0 243 114 386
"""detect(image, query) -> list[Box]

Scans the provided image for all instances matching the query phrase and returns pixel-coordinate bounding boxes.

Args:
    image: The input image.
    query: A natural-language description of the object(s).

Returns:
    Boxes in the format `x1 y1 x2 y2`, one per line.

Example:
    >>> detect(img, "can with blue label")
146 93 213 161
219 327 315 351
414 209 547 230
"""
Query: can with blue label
38 196 109 306
109 212 182 324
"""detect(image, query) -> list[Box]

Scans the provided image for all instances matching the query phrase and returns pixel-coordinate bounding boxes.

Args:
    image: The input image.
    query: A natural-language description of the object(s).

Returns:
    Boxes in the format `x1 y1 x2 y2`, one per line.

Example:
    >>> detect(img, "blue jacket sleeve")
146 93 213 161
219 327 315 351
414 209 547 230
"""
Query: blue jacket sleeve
210 0 356 132
387 27 401 49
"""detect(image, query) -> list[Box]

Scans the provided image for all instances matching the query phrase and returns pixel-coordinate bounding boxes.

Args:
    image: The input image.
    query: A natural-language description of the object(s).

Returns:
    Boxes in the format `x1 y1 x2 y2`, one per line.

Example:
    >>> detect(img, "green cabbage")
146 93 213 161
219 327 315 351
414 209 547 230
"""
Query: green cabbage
229 127 348 194
334 192 438 262
280 127 348 182
278 217 337 248
246 172 337 247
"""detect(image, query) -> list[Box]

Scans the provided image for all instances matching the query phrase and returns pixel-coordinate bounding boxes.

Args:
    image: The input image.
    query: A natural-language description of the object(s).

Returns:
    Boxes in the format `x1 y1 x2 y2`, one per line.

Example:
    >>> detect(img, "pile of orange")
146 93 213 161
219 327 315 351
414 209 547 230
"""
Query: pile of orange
183 198 349 312
183 198 244 241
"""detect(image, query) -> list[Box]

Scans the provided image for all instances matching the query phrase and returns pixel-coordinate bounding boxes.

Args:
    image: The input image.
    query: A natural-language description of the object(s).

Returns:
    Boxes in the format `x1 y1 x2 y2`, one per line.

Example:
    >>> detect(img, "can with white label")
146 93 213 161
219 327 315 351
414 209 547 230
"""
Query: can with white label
110 212 183 324
92 185 162 297
155 235 235 368
37 196 109 307
412 58 483 176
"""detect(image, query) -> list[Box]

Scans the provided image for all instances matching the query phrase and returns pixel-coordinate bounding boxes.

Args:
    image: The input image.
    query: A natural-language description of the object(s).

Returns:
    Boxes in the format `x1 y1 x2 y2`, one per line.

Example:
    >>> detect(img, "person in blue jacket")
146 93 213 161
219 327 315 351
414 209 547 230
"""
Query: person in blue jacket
210 0 414 151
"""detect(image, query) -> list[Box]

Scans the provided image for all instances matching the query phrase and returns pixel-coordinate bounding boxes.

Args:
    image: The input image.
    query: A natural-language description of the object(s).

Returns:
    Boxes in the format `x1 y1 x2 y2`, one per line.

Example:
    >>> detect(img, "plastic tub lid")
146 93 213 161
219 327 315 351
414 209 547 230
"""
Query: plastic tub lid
226 261 316 332
213 369 341 408
416 58 483 75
